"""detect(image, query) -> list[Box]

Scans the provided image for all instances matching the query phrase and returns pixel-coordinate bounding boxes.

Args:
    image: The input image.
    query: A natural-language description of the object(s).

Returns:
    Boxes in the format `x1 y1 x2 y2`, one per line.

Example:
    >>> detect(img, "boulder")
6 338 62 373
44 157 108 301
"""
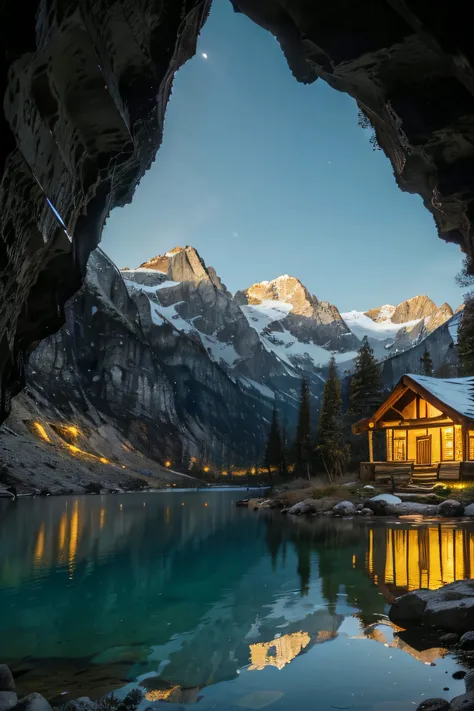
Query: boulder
389 589 433 625
14 693 53 711
333 501 357 516
363 485 376 491
391 580 474 634
388 502 439 516
371 493 402 504
440 632 460 646
288 500 316 516
360 508 373 516
465 671 474 693
364 498 389 516
423 597 474 633
459 632 474 650
0 692 17 711
416 700 451 711
450 694 474 710
438 500 464 517
464 504 474 517
0 668 14 693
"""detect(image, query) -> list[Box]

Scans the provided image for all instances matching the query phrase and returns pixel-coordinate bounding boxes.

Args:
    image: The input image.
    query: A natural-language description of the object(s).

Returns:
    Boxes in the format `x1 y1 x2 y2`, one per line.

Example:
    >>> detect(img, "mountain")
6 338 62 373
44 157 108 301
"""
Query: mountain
342 296 454 358
11 244 461 481
234 275 360 378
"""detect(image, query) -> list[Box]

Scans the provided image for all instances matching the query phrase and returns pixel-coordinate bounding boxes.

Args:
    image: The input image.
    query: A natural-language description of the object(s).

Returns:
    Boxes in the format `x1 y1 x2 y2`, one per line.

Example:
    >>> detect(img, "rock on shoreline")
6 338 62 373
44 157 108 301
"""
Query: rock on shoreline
390 580 474 633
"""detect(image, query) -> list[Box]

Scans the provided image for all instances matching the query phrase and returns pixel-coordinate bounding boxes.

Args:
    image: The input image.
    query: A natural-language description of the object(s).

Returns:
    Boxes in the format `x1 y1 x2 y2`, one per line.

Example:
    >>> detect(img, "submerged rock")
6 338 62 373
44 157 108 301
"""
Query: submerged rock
0 667 14 693
0 692 17 711
438 500 464 517
333 501 357 516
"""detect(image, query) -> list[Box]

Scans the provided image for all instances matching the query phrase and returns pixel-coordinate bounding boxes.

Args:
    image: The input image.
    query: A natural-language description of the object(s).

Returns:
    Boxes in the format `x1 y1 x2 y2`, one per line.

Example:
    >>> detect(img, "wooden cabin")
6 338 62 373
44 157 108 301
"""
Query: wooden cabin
352 374 474 485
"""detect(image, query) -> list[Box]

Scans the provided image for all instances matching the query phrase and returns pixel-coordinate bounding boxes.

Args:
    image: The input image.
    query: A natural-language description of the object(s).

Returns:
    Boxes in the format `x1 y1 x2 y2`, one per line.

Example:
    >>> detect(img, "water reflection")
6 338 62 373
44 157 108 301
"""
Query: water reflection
0 494 473 705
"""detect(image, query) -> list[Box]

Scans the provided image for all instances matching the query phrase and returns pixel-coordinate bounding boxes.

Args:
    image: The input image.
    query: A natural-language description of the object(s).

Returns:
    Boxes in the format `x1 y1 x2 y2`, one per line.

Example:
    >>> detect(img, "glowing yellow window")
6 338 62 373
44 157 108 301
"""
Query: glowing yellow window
393 437 406 461
469 435 474 461
442 427 454 461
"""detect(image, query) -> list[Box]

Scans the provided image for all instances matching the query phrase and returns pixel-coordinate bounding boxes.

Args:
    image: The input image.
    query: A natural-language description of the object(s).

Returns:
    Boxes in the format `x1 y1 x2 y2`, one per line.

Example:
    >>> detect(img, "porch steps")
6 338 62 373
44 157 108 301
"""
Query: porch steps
411 466 438 487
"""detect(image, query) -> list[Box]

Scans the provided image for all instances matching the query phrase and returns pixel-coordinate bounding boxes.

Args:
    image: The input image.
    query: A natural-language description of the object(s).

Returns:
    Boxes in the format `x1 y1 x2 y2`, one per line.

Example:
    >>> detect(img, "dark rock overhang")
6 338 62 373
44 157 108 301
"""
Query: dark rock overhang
2 0 474 423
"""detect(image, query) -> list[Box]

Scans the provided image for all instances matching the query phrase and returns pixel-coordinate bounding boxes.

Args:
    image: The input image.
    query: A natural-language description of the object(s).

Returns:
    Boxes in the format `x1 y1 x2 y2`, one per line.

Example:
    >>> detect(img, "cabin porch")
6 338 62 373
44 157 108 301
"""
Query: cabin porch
353 374 474 489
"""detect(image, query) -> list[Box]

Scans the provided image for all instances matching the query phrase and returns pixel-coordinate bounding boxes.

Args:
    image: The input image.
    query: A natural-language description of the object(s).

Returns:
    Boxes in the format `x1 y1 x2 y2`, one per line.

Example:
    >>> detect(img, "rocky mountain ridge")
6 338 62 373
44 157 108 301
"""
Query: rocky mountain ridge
13 243 461 477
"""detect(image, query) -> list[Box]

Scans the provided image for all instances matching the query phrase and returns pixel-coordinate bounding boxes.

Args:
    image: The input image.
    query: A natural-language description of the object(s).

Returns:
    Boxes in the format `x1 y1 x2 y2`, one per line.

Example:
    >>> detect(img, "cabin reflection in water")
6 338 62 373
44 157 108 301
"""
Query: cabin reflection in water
363 525 474 597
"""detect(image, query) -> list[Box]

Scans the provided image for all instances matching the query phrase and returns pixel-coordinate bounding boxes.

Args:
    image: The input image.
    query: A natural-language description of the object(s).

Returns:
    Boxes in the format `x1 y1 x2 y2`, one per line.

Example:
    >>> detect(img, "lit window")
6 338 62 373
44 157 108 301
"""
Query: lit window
442 427 454 461
469 435 474 461
393 437 406 461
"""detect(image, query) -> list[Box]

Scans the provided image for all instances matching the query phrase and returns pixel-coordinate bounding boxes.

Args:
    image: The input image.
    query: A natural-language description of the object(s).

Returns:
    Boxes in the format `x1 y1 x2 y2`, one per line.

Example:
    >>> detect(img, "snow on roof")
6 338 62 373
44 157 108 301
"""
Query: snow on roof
407 374 474 420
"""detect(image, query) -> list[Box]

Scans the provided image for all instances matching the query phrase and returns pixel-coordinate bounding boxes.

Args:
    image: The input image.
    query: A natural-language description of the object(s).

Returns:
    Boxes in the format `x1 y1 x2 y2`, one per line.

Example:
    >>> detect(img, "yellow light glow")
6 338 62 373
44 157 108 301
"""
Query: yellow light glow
249 631 311 671
165 460 171 468
369 422 374 429
122 465 126 469
145 688 180 702
66 426 80 437
68 500 79 580
65 443 111 465
203 466 210 473
204 503 208 507
251 467 256 475
222 470 228 476
100 508 105 529
34 524 45 564
58 512 67 559
352 555 356 568
33 422 51 442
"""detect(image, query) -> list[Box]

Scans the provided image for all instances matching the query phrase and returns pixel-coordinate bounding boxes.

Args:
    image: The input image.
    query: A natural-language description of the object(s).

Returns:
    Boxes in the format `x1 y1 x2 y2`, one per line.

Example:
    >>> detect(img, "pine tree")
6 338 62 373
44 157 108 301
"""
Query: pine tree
264 407 284 477
420 347 433 376
458 295 474 376
316 356 349 479
348 336 383 418
294 377 311 478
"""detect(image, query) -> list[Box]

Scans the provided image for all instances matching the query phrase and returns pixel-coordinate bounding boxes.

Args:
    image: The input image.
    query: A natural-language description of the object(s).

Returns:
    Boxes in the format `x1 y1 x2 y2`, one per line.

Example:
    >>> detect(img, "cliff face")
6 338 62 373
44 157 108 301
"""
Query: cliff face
27 249 272 471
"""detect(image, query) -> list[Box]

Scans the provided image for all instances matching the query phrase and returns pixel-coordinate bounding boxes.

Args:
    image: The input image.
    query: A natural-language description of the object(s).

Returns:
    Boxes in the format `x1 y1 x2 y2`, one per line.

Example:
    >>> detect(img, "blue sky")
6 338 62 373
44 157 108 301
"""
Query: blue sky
102 0 465 313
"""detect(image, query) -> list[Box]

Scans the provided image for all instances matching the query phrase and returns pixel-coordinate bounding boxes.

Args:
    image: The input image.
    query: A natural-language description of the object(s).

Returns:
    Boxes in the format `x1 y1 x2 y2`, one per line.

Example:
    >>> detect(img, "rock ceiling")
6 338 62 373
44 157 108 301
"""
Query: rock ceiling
1 0 473 420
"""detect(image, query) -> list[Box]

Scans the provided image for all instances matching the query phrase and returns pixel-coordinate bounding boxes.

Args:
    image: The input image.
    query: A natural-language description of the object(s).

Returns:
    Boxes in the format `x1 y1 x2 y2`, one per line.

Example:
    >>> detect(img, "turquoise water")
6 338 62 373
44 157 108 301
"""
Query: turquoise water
0 491 473 710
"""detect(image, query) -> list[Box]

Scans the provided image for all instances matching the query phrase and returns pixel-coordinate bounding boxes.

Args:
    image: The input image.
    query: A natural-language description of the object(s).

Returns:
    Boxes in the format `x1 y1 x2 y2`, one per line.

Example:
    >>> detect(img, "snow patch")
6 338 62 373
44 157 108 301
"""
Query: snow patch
342 309 421 341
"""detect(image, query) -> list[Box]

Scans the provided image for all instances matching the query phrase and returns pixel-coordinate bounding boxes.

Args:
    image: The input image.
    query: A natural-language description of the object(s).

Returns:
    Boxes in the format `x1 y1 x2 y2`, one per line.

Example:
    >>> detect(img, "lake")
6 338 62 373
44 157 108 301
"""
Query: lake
1 490 473 710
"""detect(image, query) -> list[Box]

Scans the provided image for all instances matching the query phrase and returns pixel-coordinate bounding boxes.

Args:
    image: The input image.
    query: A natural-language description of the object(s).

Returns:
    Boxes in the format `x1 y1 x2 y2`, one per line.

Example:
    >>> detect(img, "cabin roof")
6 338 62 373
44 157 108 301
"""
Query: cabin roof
352 374 474 434
408 374 474 420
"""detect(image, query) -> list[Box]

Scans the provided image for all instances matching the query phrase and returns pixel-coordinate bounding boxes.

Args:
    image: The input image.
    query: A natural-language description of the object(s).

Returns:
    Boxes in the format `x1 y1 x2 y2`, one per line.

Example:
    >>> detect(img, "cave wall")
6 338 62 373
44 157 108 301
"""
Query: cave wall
3 0 474 423
0 0 211 420
232 0 474 252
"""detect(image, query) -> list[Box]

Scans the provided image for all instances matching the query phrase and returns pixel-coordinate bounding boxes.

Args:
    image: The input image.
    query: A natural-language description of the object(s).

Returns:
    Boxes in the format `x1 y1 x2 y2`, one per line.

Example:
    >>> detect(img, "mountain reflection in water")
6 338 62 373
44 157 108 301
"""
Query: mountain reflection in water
0 492 472 705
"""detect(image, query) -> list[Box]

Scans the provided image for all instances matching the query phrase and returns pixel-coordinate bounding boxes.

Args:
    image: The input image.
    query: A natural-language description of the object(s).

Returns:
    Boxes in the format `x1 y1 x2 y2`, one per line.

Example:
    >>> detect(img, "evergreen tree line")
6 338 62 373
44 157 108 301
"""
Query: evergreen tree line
264 337 385 480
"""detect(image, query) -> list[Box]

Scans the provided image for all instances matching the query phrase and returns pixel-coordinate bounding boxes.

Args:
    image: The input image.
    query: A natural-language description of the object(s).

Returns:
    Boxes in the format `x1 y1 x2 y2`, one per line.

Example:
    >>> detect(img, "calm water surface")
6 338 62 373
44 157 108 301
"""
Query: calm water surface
1 490 474 710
